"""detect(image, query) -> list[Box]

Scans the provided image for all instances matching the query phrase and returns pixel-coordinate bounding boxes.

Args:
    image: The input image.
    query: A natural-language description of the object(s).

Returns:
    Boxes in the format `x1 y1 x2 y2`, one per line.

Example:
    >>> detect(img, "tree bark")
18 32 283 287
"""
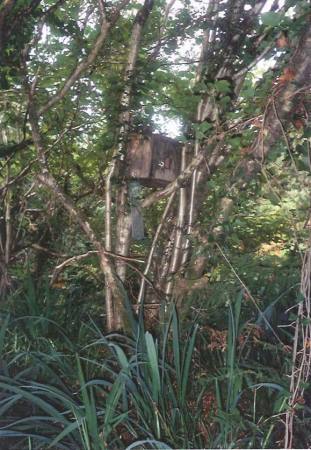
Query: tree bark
104 0 154 327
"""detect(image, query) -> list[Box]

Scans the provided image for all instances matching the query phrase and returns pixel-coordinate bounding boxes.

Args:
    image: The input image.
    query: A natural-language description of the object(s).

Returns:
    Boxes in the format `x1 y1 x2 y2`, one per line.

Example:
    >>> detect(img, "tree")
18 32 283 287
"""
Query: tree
0 0 311 447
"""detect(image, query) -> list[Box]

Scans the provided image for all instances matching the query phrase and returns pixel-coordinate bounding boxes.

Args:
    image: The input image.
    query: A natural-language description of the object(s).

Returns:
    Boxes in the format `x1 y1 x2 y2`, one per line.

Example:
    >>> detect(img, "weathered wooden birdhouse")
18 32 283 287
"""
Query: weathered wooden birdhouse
126 133 181 187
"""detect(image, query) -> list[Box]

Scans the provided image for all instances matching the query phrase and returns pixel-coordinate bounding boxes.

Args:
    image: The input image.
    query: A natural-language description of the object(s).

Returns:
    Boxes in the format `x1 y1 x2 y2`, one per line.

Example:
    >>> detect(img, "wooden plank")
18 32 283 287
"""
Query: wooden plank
126 134 152 179
126 132 181 187
151 134 181 185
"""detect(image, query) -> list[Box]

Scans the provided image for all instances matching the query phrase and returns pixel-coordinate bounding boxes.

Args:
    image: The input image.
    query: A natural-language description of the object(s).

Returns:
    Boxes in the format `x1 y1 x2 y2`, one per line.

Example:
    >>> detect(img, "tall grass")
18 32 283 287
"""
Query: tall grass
0 305 201 449
198 292 291 448
0 287 305 449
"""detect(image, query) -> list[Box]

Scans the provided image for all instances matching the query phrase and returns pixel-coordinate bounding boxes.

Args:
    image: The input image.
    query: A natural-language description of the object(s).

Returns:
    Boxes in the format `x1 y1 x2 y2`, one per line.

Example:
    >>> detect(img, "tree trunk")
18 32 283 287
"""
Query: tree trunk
104 0 154 329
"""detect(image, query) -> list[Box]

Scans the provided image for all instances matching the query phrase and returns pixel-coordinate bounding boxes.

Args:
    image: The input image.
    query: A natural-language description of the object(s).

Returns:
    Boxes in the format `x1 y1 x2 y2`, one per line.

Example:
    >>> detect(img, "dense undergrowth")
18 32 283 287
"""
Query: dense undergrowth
0 1 310 448
1 276 310 450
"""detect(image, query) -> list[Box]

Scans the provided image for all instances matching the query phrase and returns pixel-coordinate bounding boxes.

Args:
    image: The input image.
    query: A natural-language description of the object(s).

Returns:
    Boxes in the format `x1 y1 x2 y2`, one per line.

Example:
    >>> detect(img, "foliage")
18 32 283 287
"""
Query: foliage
2 297 310 450
0 0 310 447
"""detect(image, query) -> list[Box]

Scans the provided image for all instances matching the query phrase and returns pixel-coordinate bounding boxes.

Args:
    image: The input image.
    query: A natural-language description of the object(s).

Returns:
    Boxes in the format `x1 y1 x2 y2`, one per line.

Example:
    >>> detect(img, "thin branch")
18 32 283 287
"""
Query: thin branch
31 244 67 258
0 159 36 193
233 38 275 81
38 0 131 116
149 0 177 60
51 249 151 286
271 97 299 176
137 191 176 304
215 242 285 347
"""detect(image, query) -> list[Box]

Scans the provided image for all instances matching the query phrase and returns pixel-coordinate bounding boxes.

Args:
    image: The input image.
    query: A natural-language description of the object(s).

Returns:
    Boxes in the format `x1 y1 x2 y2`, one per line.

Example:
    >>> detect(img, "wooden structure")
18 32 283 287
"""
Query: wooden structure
126 133 181 187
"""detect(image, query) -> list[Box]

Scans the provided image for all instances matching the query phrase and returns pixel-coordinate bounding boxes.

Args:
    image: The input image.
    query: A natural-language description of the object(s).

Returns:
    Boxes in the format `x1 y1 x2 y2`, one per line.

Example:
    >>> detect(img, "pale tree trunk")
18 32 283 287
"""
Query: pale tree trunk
137 192 176 304
140 5 217 304
159 15 215 299
137 193 176 326
165 146 187 296
4 172 11 269
115 185 132 281
104 0 154 328
139 135 226 314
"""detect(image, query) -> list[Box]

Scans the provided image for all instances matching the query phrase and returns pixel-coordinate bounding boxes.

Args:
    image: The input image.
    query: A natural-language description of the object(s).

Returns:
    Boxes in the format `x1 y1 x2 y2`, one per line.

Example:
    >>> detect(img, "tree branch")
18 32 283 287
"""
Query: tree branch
237 22 311 181
26 84 129 330
38 0 131 116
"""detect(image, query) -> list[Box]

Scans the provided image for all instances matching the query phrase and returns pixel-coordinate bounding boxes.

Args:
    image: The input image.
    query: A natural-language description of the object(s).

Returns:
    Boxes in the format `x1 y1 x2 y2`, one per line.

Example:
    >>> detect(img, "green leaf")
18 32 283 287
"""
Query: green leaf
303 127 311 138
145 332 161 403
0 314 9 356
215 79 232 94
181 324 198 404
172 310 181 388
125 439 172 449
194 121 213 139
260 12 283 27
